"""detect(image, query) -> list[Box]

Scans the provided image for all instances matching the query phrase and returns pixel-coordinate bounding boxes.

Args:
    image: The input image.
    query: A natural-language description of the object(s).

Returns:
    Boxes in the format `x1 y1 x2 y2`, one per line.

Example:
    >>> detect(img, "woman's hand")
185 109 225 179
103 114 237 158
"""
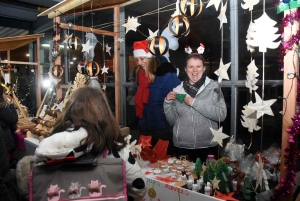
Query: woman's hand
166 91 177 101
184 97 194 106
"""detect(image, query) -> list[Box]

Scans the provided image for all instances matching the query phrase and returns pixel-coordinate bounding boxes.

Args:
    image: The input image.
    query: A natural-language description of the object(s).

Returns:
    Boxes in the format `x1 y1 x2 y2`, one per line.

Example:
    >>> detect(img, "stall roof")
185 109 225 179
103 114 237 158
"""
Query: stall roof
38 0 140 19
0 34 44 51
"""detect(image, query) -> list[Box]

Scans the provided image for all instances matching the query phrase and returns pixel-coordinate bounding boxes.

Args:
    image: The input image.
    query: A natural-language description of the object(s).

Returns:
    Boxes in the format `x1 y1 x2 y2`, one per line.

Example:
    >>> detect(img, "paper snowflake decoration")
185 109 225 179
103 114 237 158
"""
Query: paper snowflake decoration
241 0 260 11
245 60 259 93
122 16 141 34
241 106 261 132
206 0 221 11
101 65 109 74
217 2 228 29
246 22 256 53
62 33 73 44
214 58 231 83
246 12 280 52
210 126 229 147
81 39 93 53
245 92 276 119
117 38 124 43
105 44 111 56
148 29 159 40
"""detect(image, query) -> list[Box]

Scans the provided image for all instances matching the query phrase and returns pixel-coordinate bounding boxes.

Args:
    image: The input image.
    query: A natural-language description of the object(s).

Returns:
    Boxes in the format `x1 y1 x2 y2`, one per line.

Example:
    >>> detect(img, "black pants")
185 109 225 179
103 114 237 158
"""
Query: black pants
174 146 218 163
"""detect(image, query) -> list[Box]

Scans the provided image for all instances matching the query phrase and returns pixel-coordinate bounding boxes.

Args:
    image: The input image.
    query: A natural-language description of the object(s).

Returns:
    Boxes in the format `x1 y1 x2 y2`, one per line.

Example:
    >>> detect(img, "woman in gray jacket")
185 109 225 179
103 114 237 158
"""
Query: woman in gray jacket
163 53 227 162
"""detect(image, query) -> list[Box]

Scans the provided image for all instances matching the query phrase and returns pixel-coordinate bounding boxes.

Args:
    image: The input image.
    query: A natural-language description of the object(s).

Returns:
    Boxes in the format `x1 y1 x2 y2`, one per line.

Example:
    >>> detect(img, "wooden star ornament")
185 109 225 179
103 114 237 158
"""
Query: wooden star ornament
210 126 229 147
255 155 264 190
105 44 111 56
211 176 221 190
62 33 73 44
122 16 141 34
214 190 239 201
148 29 159 40
214 58 231 83
81 39 93 53
101 65 109 74
217 2 228 29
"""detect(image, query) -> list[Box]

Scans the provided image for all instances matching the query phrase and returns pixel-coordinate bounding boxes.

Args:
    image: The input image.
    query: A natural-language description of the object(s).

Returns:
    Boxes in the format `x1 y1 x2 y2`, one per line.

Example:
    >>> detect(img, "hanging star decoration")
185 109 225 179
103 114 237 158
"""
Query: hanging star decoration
105 44 111 56
245 60 259 93
139 138 152 149
214 190 239 201
246 12 280 53
241 0 259 11
101 65 109 74
122 16 141 34
148 29 159 40
242 106 257 119
54 101 64 112
210 127 229 147
211 176 221 190
214 58 231 83
102 84 106 91
81 39 93 53
217 2 228 29
206 0 221 11
245 92 277 119
117 38 125 43
171 0 181 17
246 22 256 53
62 33 73 44
241 108 261 132
255 155 264 190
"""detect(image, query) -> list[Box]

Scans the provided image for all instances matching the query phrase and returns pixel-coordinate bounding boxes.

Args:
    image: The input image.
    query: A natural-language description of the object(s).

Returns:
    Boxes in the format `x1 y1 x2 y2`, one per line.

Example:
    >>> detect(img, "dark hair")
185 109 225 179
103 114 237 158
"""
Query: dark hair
51 87 126 154
0 76 5 102
184 54 205 68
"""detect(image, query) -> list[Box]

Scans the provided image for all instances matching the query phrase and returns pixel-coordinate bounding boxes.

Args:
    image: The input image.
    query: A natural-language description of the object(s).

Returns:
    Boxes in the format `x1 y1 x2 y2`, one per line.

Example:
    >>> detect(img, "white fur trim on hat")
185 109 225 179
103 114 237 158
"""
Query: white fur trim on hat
133 49 153 58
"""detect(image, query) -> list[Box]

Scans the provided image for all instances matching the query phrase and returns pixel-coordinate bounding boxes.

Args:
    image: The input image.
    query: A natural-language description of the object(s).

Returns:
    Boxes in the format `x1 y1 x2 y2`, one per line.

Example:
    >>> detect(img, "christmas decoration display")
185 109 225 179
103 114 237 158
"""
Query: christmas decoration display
179 0 203 17
68 36 82 50
148 36 169 56
81 39 93 53
168 15 190 38
101 65 109 74
214 58 231 83
217 2 228 30
122 16 141 34
85 61 100 77
210 126 229 147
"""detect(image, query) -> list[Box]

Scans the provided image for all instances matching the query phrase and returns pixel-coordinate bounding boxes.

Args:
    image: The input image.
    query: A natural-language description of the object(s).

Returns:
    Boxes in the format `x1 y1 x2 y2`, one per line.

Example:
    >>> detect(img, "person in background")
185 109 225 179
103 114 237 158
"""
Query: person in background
0 76 18 159
0 127 21 201
164 53 227 162
16 87 146 200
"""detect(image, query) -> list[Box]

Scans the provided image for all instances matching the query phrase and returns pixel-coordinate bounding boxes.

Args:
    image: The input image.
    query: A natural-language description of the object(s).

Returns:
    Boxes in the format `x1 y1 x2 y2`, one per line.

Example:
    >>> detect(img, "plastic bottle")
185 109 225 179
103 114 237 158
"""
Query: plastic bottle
206 155 216 166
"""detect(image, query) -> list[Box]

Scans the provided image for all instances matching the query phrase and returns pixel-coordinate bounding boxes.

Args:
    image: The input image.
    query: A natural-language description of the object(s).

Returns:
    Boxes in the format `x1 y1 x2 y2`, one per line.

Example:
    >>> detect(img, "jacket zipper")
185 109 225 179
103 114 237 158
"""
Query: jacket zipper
192 108 196 148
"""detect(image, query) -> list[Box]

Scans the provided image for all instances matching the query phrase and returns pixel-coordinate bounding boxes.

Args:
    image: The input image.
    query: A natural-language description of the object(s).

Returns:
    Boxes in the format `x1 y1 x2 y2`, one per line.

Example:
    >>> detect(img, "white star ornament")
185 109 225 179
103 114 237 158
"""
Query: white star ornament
171 0 181 17
245 92 276 119
206 0 221 11
101 65 109 74
117 38 124 43
211 176 221 190
217 2 228 29
105 44 111 56
81 39 93 53
148 29 159 40
122 16 141 34
255 155 264 190
241 0 260 11
210 126 229 147
62 33 73 44
246 12 280 52
214 58 231 83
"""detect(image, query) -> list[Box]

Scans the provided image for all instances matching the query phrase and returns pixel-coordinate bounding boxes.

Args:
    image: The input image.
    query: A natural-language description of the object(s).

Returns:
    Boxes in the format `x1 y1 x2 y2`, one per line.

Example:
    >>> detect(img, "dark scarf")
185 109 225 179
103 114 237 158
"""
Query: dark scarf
183 74 206 98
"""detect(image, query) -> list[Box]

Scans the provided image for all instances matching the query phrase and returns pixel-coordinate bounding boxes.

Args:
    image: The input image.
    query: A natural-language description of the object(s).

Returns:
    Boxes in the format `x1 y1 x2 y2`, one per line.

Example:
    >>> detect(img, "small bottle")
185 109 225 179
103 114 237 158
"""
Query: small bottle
204 184 211 196
192 180 199 192
181 172 187 184
197 177 204 190
206 155 216 166
187 180 193 190
207 182 212 195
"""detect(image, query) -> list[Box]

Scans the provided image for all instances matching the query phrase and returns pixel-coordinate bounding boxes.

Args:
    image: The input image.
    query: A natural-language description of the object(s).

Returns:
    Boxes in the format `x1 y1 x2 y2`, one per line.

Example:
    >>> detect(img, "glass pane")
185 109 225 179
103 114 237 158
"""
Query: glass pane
238 2 284 80
237 86 283 153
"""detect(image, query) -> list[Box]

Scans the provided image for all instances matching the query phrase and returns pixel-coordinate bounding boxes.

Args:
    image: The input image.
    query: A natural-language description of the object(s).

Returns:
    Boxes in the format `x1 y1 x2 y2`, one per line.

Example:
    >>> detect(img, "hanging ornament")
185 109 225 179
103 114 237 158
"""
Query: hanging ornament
168 15 190 38
179 0 203 17
85 61 100 77
68 36 82 50
148 36 169 56
67 22 73 29
77 60 88 74
51 65 64 79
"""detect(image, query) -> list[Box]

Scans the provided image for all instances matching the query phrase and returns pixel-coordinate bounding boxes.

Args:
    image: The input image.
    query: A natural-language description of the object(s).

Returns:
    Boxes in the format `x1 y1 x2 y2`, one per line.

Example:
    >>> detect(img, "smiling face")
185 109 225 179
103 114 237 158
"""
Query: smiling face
185 57 206 85
136 57 147 70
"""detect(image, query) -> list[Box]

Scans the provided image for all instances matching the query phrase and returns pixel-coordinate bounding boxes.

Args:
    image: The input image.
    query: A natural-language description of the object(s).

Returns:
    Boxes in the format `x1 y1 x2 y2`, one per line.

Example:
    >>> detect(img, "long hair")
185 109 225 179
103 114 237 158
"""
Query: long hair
51 87 126 154
0 76 5 102
135 57 159 83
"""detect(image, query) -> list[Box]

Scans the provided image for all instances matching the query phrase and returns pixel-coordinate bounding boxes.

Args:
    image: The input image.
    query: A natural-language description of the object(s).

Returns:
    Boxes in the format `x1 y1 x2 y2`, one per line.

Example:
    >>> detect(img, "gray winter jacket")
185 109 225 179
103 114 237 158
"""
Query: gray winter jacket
163 77 227 149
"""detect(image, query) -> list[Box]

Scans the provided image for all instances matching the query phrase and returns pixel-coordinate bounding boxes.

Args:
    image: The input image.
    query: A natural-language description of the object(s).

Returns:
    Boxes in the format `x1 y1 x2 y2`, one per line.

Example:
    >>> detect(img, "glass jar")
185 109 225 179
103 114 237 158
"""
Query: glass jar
206 155 216 166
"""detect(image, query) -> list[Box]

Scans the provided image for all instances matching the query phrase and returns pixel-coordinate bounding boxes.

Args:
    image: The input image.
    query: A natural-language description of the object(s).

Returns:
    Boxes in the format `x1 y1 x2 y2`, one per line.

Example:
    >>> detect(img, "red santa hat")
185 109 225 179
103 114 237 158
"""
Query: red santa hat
133 40 153 58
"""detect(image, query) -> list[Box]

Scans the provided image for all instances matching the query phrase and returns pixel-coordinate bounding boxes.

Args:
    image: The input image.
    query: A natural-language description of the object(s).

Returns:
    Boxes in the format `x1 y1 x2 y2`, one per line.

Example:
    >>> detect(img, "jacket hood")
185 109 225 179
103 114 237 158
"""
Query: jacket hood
155 62 177 76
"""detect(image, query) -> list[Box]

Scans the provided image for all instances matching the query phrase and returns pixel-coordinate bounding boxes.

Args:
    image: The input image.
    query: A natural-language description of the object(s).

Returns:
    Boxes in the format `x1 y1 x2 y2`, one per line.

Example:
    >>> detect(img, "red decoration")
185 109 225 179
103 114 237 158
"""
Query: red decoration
214 190 239 201
140 138 169 163
138 135 152 149
156 176 178 183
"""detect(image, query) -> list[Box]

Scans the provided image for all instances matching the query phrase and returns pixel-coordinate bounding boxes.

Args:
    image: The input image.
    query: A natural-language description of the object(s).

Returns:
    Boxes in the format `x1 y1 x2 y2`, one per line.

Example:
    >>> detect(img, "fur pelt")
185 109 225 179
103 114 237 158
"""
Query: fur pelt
16 155 35 197
155 62 177 76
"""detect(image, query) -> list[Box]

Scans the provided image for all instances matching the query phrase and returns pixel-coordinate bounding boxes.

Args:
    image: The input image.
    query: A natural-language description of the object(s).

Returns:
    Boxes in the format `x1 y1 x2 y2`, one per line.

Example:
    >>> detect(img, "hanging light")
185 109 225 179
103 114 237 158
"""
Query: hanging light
179 0 203 17
67 36 82 50
85 61 100 77
51 65 64 79
168 15 190 38
77 60 87 74
148 36 169 56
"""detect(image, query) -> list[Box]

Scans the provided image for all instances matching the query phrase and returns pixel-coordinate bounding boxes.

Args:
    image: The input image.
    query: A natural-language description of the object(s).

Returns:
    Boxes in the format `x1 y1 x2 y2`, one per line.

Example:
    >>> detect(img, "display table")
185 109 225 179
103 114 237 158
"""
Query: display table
24 137 39 155
141 167 221 201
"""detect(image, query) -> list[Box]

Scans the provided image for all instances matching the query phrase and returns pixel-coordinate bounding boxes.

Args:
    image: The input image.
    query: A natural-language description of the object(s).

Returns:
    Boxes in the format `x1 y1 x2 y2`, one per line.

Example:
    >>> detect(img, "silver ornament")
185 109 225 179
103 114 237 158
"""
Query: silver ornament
68 22 73 29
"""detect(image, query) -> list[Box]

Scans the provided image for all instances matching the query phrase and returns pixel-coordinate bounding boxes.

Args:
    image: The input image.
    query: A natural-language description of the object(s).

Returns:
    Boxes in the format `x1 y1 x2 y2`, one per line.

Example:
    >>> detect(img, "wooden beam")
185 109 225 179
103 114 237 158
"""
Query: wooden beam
280 9 298 201
114 6 120 124
1 60 38 65
60 23 116 37
37 37 41 107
